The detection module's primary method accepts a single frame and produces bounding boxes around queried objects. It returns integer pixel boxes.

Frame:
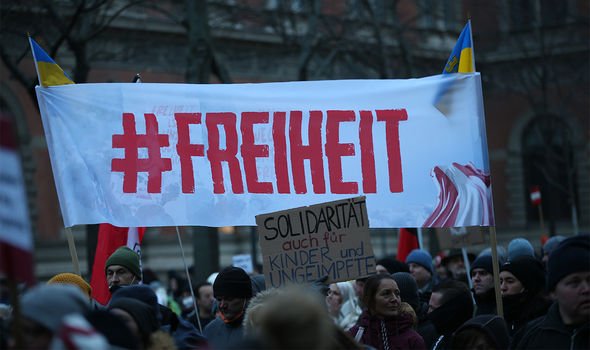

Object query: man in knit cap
[405,249,436,304]
[204,266,252,349]
[513,234,590,349]
[470,255,498,315]
[105,246,141,294]
[441,248,474,284]
[541,235,565,265]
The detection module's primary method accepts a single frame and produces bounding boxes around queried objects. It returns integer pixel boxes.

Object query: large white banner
[36,73,494,228]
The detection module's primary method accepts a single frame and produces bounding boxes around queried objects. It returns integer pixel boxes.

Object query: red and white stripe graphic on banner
[0,116,34,285]
[90,224,145,305]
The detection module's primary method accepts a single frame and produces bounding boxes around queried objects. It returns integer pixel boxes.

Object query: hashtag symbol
[112,113,172,193]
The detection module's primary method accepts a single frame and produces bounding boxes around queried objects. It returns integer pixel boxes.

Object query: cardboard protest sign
[436,226,487,249]
[256,196,375,288]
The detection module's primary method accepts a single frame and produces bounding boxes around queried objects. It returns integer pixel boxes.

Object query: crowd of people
[0,234,588,349]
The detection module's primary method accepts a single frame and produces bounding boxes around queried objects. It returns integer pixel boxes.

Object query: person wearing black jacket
[469,255,498,316]
[499,255,551,335]
[420,279,473,349]
[512,235,590,349]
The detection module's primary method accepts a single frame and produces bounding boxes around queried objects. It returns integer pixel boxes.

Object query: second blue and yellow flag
[29,37,74,87]
[443,20,475,74]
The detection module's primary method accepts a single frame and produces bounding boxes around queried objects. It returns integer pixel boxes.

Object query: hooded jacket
[451,314,510,349]
[511,302,589,350]
[502,292,551,335]
[420,289,474,349]
[348,304,426,350]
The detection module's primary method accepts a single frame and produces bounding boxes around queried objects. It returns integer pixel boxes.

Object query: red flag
[0,116,35,285]
[397,228,419,262]
[530,185,542,206]
[90,224,145,305]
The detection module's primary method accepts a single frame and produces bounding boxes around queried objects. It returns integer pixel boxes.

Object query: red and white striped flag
[0,115,35,285]
[530,186,542,207]
[90,224,145,305]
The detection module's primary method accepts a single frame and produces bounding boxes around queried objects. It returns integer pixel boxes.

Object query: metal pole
[175,226,203,333]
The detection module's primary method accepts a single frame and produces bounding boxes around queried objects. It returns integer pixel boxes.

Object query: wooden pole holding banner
[65,227,81,275]
[489,226,504,318]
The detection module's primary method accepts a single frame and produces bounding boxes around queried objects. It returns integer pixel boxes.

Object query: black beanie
[108,297,159,339]
[546,234,590,291]
[392,272,420,311]
[214,267,252,299]
[501,256,545,294]
[470,255,495,275]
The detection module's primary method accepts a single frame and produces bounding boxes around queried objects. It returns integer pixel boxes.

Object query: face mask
[155,287,168,306]
[182,296,194,309]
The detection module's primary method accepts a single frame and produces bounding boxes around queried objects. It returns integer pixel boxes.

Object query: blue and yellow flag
[29,37,74,87]
[434,21,475,114]
[442,21,475,74]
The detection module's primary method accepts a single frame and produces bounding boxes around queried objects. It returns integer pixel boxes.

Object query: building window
[509,0,569,30]
[420,0,458,30]
[521,115,578,228]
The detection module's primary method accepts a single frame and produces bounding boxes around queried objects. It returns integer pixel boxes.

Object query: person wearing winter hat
[499,256,551,335]
[108,297,161,349]
[441,248,475,284]
[470,255,498,315]
[105,246,141,294]
[451,314,510,350]
[203,266,252,349]
[406,249,436,304]
[513,234,590,350]
[16,284,90,349]
[393,272,429,331]
[111,284,207,350]
[507,237,535,261]
[541,235,566,265]
[422,279,473,349]
[47,272,93,300]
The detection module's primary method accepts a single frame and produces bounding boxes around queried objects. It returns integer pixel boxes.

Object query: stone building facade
[1,0,588,280]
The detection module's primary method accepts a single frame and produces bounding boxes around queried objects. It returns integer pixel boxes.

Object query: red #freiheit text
[111,109,408,194]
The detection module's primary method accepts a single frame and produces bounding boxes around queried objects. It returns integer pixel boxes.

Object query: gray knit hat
[20,284,90,332]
